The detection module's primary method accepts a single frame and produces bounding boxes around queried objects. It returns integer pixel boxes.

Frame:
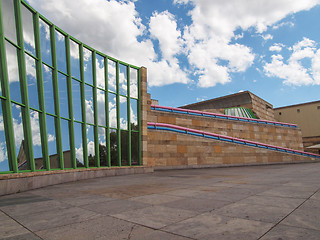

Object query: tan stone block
[177,145,188,154]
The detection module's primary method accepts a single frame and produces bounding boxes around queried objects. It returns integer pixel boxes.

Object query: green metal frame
[0,0,142,174]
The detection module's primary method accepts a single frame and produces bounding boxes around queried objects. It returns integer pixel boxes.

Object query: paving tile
[0,194,51,207]
[0,218,30,239]
[130,230,193,240]
[281,199,320,231]
[0,200,70,218]
[214,202,292,223]
[238,195,305,209]
[112,205,197,229]
[58,194,114,207]
[258,186,316,199]
[163,213,273,240]
[260,224,320,240]
[161,197,231,213]
[310,191,320,201]
[35,216,154,240]
[13,207,101,232]
[129,193,183,205]
[81,199,149,215]
[0,233,42,240]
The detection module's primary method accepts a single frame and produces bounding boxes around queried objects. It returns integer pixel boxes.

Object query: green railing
[0,0,141,173]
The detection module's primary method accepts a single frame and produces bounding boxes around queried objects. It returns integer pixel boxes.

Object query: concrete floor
[1,163,320,240]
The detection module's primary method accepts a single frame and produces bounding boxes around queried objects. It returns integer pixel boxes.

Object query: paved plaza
[1,162,320,240]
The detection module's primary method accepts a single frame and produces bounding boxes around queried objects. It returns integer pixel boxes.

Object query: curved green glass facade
[0,0,141,173]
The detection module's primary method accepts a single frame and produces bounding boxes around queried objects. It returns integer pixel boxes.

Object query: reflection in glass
[97,90,105,126]
[130,68,138,98]
[43,64,55,114]
[120,96,127,130]
[25,54,39,109]
[72,80,81,121]
[83,48,93,85]
[70,40,80,80]
[96,54,105,89]
[60,119,72,168]
[119,64,127,96]
[39,19,52,66]
[6,42,21,103]
[0,101,9,172]
[46,114,59,169]
[85,84,94,124]
[2,0,17,44]
[131,132,139,165]
[108,60,116,93]
[130,99,138,131]
[74,122,84,167]
[58,73,69,119]
[55,31,67,73]
[110,129,118,166]
[108,93,117,128]
[21,4,36,56]
[11,104,28,170]
[98,127,108,167]
[121,130,129,166]
[87,125,95,167]
[30,110,43,169]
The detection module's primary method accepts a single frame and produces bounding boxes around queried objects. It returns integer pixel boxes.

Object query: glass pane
[130,68,138,98]
[46,115,59,169]
[70,40,80,80]
[96,54,105,89]
[72,80,81,121]
[11,104,28,170]
[39,19,52,66]
[2,0,17,44]
[6,42,21,103]
[97,90,105,126]
[25,54,39,109]
[130,99,138,131]
[110,129,118,166]
[83,48,93,85]
[131,132,139,166]
[30,110,43,169]
[55,31,67,73]
[119,64,127,96]
[58,73,69,119]
[87,125,95,167]
[74,122,84,167]
[21,4,35,56]
[120,96,127,130]
[60,119,72,168]
[98,127,108,167]
[109,93,117,128]
[43,64,55,114]
[121,130,129,166]
[108,60,116,93]
[85,84,94,124]
[0,101,9,172]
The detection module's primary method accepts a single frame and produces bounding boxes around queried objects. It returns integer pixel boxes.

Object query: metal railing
[151,105,298,128]
[147,122,320,159]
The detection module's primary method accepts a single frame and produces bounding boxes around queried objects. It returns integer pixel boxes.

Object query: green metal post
[65,35,76,168]
[50,25,64,170]
[0,0,18,172]
[14,0,35,171]
[92,51,99,167]
[138,68,141,165]
[127,66,131,166]
[79,44,88,168]
[34,12,50,170]
[105,57,111,167]
[116,61,121,166]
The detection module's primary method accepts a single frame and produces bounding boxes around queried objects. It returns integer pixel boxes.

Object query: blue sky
[27,0,320,108]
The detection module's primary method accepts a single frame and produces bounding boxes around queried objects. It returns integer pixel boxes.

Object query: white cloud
[264,38,320,86]
[269,43,284,52]
[261,34,273,41]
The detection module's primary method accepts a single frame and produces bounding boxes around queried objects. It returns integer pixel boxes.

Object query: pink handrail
[151,105,298,127]
[147,122,320,158]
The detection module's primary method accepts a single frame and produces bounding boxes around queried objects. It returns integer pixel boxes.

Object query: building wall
[274,101,320,138]
[148,110,304,151]
[147,130,315,168]
[249,92,275,121]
